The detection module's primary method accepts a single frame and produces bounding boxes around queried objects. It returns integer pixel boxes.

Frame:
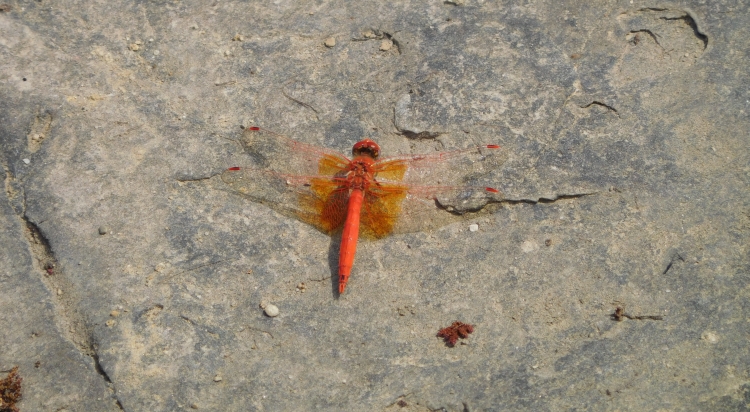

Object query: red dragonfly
[222,127,506,294]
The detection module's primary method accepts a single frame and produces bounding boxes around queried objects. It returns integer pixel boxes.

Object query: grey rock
[0,1,747,410]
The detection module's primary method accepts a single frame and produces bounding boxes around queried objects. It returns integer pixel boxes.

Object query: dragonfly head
[352,139,380,159]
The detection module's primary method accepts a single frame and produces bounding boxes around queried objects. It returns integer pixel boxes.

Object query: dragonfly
[222,126,506,294]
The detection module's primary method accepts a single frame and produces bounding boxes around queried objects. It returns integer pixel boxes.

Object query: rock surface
[1,1,748,410]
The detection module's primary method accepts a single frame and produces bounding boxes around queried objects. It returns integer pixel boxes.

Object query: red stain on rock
[437,321,474,347]
[0,366,22,412]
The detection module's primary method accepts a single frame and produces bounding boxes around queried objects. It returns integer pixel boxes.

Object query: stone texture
[1,0,748,410]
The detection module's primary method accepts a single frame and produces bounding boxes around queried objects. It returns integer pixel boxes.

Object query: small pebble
[379,39,393,51]
[701,331,719,344]
[264,304,279,317]
[324,37,336,48]
[469,223,479,232]
[22,158,30,164]
[98,226,110,235]
[110,310,120,317]
[105,319,115,327]
[128,43,140,51]
[363,30,376,39]
[213,374,222,382]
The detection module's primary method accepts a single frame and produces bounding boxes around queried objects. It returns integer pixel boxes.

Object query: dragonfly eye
[352,139,380,159]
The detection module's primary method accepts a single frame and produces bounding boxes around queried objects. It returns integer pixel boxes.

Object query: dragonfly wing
[359,181,504,237]
[360,183,409,239]
[362,144,506,235]
[221,167,348,234]
[375,144,507,188]
[237,127,351,176]
[399,184,504,233]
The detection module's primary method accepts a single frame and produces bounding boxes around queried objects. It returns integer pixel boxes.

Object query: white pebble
[469,223,479,232]
[264,304,279,317]
[22,158,30,164]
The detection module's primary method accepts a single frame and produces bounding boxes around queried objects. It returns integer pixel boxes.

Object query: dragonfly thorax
[346,159,376,191]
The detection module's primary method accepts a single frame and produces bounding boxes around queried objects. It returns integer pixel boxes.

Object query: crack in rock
[5,176,125,410]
